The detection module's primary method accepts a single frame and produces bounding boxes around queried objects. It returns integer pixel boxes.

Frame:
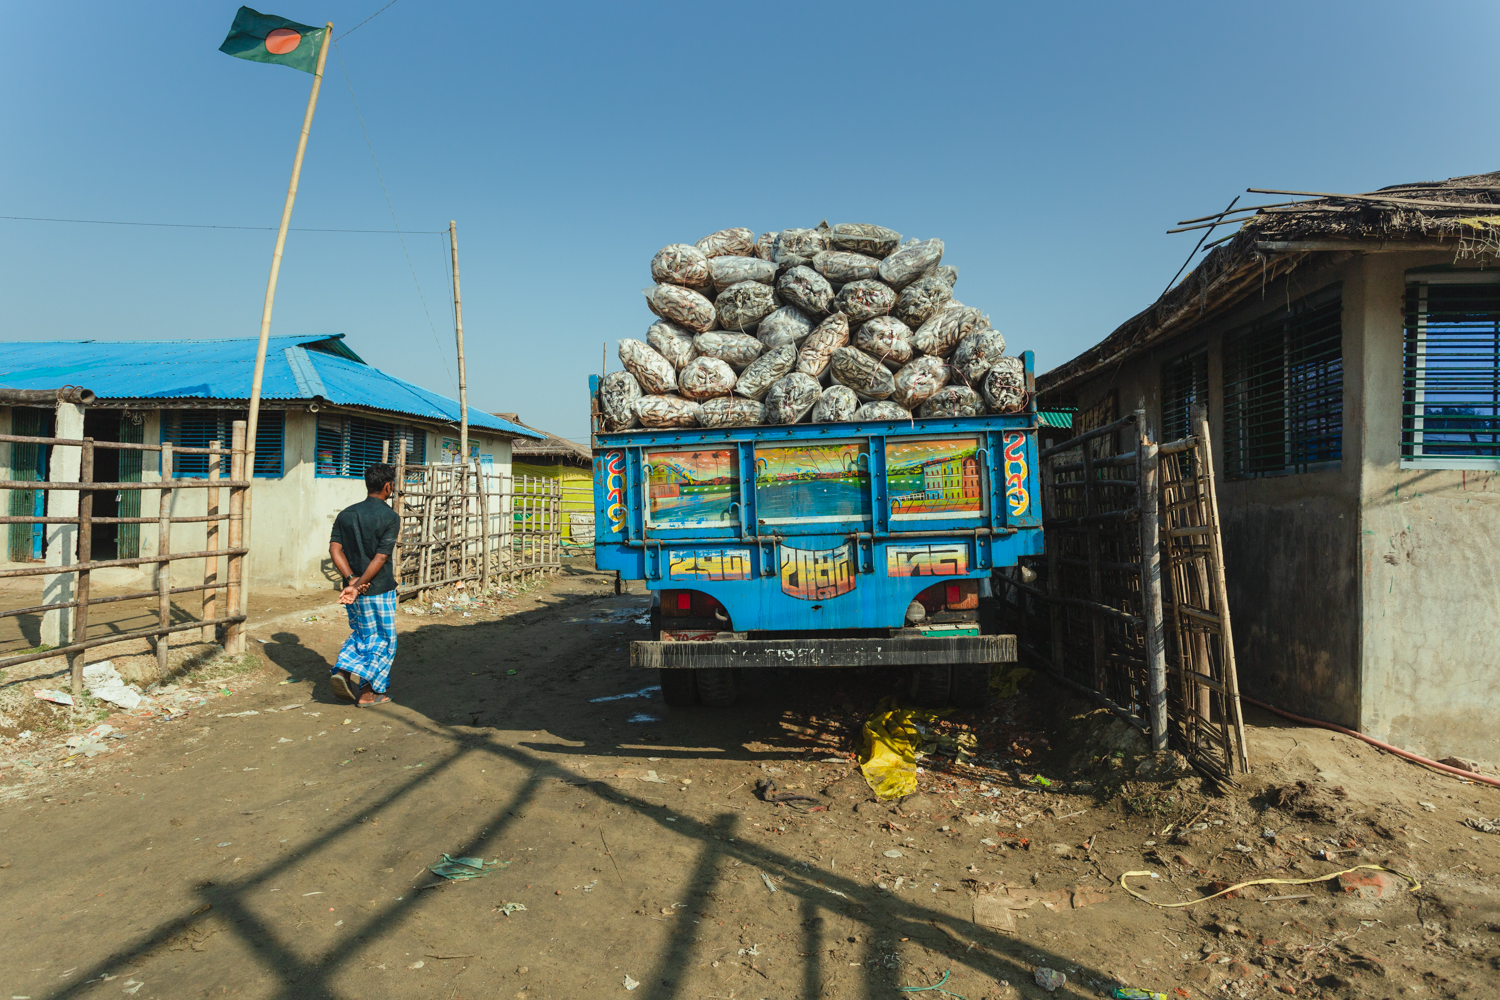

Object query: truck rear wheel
[695,669,738,708]
[911,664,951,707]
[659,669,698,707]
[950,664,992,709]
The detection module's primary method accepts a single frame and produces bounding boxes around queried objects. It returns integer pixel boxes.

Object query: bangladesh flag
[219,7,327,74]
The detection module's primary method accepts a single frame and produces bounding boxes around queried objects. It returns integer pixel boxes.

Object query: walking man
[329,463,401,707]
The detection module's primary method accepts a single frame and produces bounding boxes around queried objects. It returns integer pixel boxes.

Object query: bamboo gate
[1001,408,1250,781]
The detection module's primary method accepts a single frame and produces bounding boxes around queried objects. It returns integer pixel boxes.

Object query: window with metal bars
[1402,274,1500,467]
[159,410,284,477]
[1160,348,1208,445]
[1221,284,1343,478]
[315,416,425,477]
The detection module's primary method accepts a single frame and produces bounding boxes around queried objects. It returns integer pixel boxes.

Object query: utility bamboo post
[393,439,406,587]
[381,440,389,464]
[69,440,94,697]
[203,440,220,642]
[418,471,435,596]
[449,221,468,464]
[241,22,332,622]
[475,457,490,591]
[226,422,246,655]
[156,443,173,678]
[1137,412,1168,752]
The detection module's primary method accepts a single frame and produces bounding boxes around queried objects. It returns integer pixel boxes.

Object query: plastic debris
[428,854,508,881]
[82,660,144,710]
[589,685,661,703]
[1033,967,1066,992]
[33,689,74,706]
[1110,989,1168,1000]
[623,973,640,990]
[496,902,527,917]
[858,697,954,800]
[760,872,778,893]
[1464,816,1500,834]
[883,849,904,858]
[896,968,966,998]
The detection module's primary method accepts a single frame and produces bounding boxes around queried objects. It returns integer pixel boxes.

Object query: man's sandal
[330,672,361,702]
[357,691,392,708]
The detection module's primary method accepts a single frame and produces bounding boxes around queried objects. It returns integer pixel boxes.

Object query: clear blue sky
[4,1,1498,444]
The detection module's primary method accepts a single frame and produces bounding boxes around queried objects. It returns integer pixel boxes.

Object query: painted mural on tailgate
[779,542,857,600]
[886,542,970,577]
[668,548,753,581]
[754,442,871,522]
[886,437,985,519]
[644,448,738,529]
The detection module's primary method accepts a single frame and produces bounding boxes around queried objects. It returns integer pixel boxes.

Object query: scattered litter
[83,661,143,709]
[640,770,668,783]
[858,697,957,800]
[756,778,821,807]
[274,703,304,712]
[1110,990,1167,1000]
[1419,801,1437,812]
[300,616,319,623]
[429,854,508,881]
[760,872,778,893]
[217,711,260,718]
[408,960,425,969]
[496,902,527,916]
[302,892,323,896]
[627,714,661,723]
[33,689,73,706]
[822,886,850,899]
[1028,775,1052,788]
[897,969,966,998]
[278,738,293,744]
[623,974,640,991]
[122,981,144,996]
[342,719,352,725]
[1119,864,1420,907]
[217,842,232,847]
[1033,967,1066,992]
[589,685,662,703]
[884,849,904,858]
[1464,817,1500,834]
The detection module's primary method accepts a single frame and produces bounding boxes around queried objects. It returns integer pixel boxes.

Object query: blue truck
[591,352,1045,709]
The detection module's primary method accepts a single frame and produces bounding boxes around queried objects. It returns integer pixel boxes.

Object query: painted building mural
[754,442,871,522]
[644,449,738,529]
[887,437,985,517]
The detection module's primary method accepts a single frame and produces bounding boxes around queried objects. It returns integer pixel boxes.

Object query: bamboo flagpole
[449,220,469,464]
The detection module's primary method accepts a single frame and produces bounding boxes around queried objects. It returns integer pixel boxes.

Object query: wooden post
[241,21,333,620]
[418,470,435,595]
[393,439,406,587]
[475,457,490,591]
[1137,413,1168,752]
[226,422,246,655]
[68,440,94,698]
[156,442,173,677]
[203,440,220,643]
[381,440,389,464]
[1082,437,1105,694]
[449,221,469,464]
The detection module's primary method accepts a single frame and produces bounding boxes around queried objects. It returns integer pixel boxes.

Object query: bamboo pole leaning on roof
[226,422,247,656]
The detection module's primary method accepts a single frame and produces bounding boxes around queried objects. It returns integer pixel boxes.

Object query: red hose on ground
[1239,694,1500,790]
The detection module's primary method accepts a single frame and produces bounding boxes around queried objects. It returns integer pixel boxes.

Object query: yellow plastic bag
[858,697,952,801]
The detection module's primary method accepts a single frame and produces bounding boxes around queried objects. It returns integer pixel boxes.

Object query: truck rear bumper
[631,635,1017,670]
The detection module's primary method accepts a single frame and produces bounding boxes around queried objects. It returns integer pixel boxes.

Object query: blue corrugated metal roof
[0,335,540,438]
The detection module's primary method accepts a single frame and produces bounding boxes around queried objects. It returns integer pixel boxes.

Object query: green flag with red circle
[219,7,326,74]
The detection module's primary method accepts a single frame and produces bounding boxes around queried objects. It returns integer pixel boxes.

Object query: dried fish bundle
[709,255,776,292]
[776,265,834,317]
[831,346,896,401]
[651,244,712,290]
[763,373,822,425]
[981,356,1027,413]
[647,319,699,370]
[693,330,765,370]
[835,280,897,325]
[618,338,678,395]
[598,370,642,431]
[912,305,988,358]
[853,401,912,422]
[795,312,850,380]
[695,227,755,258]
[716,280,779,333]
[951,330,1008,386]
[812,250,881,284]
[753,231,776,261]
[932,264,958,288]
[878,238,944,289]
[891,355,952,410]
[678,357,738,401]
[635,394,701,428]
[919,385,985,418]
[734,343,797,401]
[828,223,902,258]
[757,305,814,349]
[698,396,765,428]
[811,384,859,423]
[853,316,915,369]
[644,284,716,333]
[893,274,954,330]
[771,227,830,267]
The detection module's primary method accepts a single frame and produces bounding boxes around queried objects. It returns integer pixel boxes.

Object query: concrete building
[498,413,593,548]
[1037,170,1500,766]
[0,334,540,593]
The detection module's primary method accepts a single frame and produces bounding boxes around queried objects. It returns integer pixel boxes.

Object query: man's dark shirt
[330,496,400,596]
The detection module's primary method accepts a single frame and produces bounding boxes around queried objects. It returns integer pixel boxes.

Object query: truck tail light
[677,592,692,611]
[945,583,961,605]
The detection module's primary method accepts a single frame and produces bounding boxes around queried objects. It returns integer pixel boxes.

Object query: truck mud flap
[631,635,1017,670]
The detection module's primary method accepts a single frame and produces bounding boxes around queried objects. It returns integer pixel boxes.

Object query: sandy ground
[0,556,1497,1000]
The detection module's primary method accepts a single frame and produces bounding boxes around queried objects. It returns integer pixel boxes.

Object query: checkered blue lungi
[333,589,398,694]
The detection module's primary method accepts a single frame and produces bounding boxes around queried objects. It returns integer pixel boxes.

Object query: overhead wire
[0,215,440,233]
[337,0,404,41]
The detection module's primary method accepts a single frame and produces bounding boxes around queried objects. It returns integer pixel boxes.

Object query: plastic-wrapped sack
[982,357,1028,413]
[754,231,776,261]
[919,385,985,418]
[695,227,755,258]
[678,357,738,401]
[758,305,814,349]
[893,274,954,330]
[635,394,701,428]
[651,244,712,290]
[796,312,850,380]
[828,223,902,258]
[771,227,829,267]
[694,330,764,371]
[716,280,778,332]
[699,396,765,428]
[878,238,944,289]
[912,305,988,358]
[853,316,915,368]
[891,355,952,410]
[811,384,859,423]
[836,279,897,325]
[618,338,678,394]
[598,370,642,431]
[734,343,797,401]
[831,346,896,401]
[709,255,776,292]
[854,401,912,422]
[951,329,1008,386]
[763,373,822,425]
[932,264,959,288]
[813,250,881,284]
[643,284,716,333]
[647,319,699,370]
[777,265,834,317]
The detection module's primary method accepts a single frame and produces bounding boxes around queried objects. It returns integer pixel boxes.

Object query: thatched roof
[1038,170,1500,399]
[495,413,591,465]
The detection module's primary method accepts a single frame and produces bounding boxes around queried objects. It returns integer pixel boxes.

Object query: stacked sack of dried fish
[600,222,1028,430]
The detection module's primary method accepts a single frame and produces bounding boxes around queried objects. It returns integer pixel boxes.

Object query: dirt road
[1,558,1497,1000]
